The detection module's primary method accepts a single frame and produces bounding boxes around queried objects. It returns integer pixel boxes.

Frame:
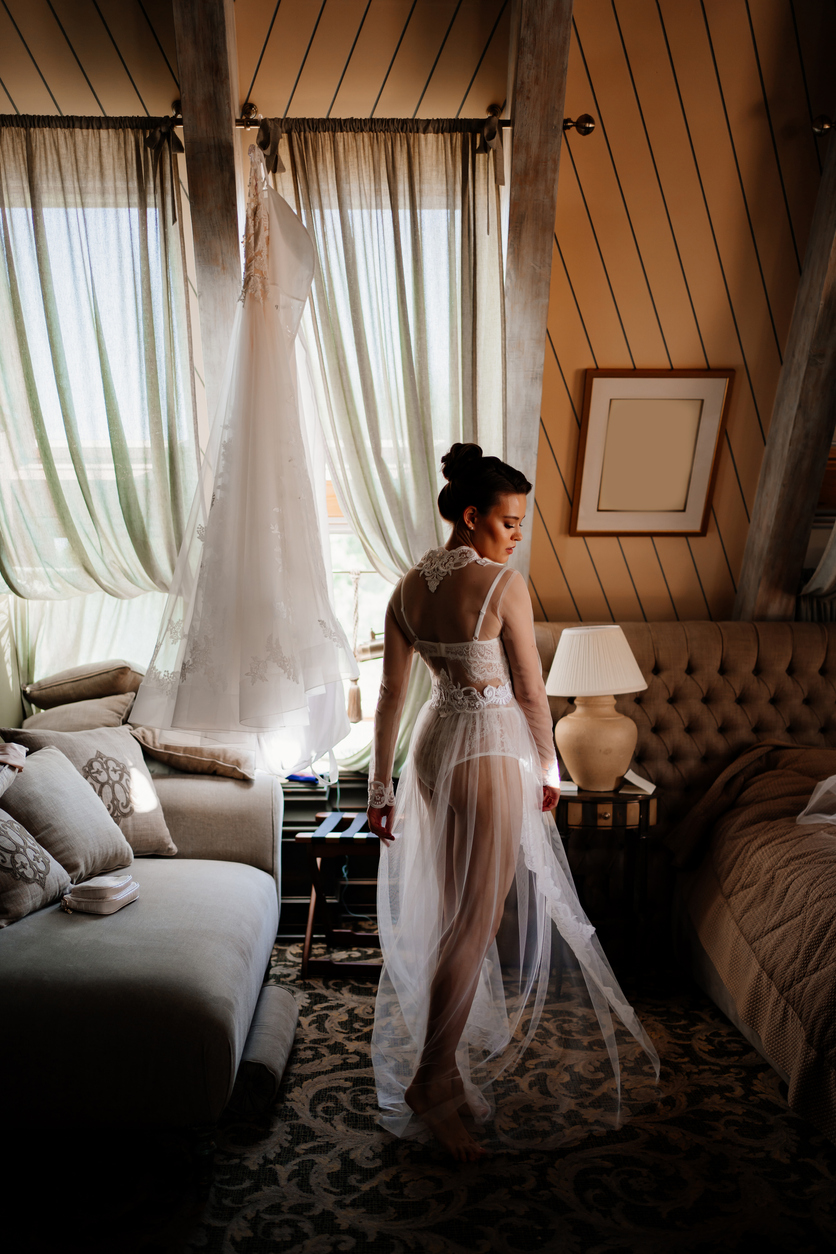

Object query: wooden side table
[295,811,382,981]
[555,789,657,975]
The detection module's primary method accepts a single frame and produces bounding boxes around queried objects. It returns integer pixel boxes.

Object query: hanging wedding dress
[131,148,355,771]
[370,547,660,1147]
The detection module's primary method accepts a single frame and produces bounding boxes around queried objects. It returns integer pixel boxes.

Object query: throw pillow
[23,660,145,710]
[1,727,176,857]
[0,811,72,927]
[1,748,133,882]
[23,692,136,732]
[130,727,256,781]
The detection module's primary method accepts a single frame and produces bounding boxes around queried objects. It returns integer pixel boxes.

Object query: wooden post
[171,0,241,421]
[505,0,574,578]
[733,132,836,620]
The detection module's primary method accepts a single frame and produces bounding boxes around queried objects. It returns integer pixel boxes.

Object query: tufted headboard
[534,621,836,838]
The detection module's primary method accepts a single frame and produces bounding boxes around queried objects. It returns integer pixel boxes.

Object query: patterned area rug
[178,943,836,1254]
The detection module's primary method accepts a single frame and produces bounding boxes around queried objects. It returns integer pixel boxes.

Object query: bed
[534,620,836,1140]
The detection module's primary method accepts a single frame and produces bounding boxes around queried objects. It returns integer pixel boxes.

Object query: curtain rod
[233,116,512,132]
[0,115,169,129]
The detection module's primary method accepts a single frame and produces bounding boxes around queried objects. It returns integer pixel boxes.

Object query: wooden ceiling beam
[505,0,574,579]
[733,132,836,621]
[171,0,241,421]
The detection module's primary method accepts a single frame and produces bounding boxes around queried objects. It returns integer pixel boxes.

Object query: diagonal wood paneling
[235,0,510,120]
[531,0,835,624]
[0,0,179,116]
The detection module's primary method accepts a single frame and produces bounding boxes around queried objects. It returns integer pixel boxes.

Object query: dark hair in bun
[437,443,532,523]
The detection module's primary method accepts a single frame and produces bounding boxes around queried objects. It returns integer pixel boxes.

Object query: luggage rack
[295,811,382,981]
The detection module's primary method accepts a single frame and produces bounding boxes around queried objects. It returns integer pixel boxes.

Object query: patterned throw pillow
[0,811,72,927]
[1,748,133,883]
[0,727,176,858]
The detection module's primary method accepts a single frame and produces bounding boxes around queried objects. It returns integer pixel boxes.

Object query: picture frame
[569,369,734,537]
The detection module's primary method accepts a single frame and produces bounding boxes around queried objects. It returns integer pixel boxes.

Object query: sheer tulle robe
[370,548,659,1145]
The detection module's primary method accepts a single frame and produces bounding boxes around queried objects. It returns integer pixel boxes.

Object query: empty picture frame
[570,369,734,536]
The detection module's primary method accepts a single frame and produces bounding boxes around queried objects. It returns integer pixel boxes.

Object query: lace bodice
[415,637,513,714]
[369,548,560,804]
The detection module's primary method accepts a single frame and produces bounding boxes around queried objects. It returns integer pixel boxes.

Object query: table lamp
[545,625,647,792]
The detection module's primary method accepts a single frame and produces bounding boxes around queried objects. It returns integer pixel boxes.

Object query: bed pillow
[0,811,72,927]
[1,748,133,883]
[1,727,176,858]
[130,727,256,781]
[23,693,136,732]
[23,660,145,710]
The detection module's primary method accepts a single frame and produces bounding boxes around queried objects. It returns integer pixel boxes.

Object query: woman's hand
[367,804,396,845]
[542,785,560,812]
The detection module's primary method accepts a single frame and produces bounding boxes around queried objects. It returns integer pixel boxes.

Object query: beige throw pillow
[1,748,133,883]
[23,692,136,732]
[0,811,72,927]
[24,660,145,710]
[130,727,256,781]
[0,810,72,926]
[1,727,176,858]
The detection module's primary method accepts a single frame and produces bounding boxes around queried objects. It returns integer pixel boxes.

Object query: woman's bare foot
[405,1076,488,1162]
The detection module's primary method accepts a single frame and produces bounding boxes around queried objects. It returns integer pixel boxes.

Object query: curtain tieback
[257,119,286,174]
[144,115,185,224]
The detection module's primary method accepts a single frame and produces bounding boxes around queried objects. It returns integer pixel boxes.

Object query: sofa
[0,663,297,1131]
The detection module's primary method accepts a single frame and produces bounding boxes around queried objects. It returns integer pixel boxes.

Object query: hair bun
[441,443,483,482]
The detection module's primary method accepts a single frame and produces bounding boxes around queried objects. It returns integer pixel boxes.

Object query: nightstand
[555,789,657,976]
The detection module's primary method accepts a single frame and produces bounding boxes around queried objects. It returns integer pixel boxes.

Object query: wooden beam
[733,131,836,620]
[171,0,241,420]
[505,0,574,579]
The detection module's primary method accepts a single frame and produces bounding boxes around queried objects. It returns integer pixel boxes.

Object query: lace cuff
[368,778,395,808]
[543,758,561,788]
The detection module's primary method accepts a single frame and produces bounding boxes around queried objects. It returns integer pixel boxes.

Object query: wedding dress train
[370,547,660,1146]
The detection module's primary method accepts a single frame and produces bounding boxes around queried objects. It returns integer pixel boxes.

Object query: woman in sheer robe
[367,444,659,1161]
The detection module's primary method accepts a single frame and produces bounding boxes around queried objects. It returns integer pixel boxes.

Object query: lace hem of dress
[429,670,513,714]
[368,779,395,808]
[416,546,489,592]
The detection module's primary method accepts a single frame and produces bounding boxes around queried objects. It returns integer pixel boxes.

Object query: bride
[366,443,659,1160]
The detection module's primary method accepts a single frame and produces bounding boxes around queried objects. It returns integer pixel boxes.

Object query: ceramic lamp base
[554,694,637,792]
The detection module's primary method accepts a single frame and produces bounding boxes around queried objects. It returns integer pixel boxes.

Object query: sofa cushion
[0,727,176,858]
[130,726,256,780]
[0,858,280,1127]
[23,693,136,732]
[0,811,71,927]
[1,747,133,883]
[23,660,144,709]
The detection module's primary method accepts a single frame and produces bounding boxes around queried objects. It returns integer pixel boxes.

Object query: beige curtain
[273,118,506,770]
[0,116,198,600]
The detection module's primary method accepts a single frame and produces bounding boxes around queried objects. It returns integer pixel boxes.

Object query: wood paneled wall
[530,0,835,623]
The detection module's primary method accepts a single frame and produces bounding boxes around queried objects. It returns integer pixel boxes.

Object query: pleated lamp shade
[546,626,647,698]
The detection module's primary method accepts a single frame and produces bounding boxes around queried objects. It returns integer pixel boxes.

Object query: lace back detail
[416,546,489,592]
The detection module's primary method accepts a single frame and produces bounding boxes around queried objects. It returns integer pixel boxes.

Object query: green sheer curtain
[0,116,198,600]
[273,118,506,771]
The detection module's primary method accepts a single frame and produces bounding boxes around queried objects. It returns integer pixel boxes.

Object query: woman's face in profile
[465,493,525,564]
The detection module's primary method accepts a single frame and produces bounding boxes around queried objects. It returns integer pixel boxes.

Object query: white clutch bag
[61,873,140,915]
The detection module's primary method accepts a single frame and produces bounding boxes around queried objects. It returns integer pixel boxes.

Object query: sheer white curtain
[272,119,506,770]
[0,117,197,600]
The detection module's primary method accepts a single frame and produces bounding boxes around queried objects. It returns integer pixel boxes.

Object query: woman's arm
[367,590,414,841]
[499,570,560,800]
